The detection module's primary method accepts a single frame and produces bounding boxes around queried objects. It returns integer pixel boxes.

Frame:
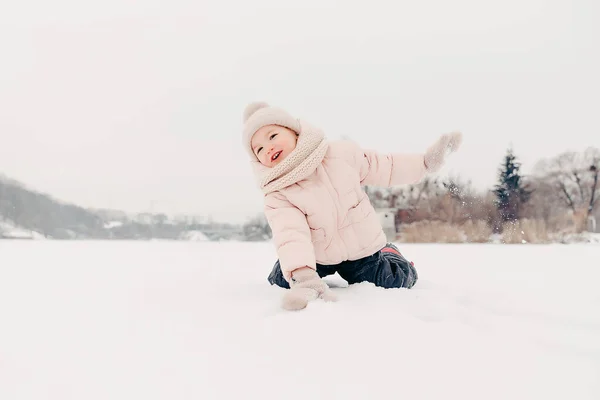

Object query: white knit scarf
[251,120,329,195]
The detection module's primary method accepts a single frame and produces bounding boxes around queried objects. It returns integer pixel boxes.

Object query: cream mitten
[282,267,337,311]
[424,131,463,173]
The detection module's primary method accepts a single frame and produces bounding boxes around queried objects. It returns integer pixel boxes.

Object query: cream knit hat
[241,101,329,194]
[242,101,302,158]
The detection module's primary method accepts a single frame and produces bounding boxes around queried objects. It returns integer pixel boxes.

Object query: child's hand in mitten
[424,131,463,173]
[282,267,337,311]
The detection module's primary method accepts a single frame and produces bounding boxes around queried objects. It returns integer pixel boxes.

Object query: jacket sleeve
[350,141,428,187]
[264,191,316,282]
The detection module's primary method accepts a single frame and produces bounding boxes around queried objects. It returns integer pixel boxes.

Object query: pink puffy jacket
[264,140,427,282]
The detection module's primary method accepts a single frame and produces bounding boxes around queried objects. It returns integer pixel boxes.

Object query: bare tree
[521,177,562,220]
[394,178,446,215]
[585,148,600,216]
[365,178,443,212]
[534,147,600,218]
[365,175,498,228]
[436,176,499,227]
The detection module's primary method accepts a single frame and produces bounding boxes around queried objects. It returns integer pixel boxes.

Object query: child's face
[251,124,298,168]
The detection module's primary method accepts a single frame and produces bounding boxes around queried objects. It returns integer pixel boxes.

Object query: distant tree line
[361,145,600,242]
[0,176,242,240]
[2,144,598,242]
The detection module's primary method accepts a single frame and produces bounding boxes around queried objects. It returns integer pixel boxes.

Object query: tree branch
[573,171,586,204]
[559,181,576,212]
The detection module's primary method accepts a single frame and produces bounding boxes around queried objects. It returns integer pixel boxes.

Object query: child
[242,101,462,310]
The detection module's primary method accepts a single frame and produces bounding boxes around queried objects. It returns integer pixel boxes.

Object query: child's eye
[269,133,277,140]
[256,147,263,155]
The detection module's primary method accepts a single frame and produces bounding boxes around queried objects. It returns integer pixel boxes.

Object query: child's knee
[381,253,418,289]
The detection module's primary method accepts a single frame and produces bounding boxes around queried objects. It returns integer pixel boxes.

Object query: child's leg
[381,243,418,288]
[336,243,418,289]
[267,260,338,289]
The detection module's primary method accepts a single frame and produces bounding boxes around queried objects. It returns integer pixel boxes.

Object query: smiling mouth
[271,151,282,162]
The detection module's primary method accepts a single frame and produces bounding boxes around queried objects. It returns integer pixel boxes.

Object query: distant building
[588,215,598,233]
[376,207,413,241]
[377,209,396,241]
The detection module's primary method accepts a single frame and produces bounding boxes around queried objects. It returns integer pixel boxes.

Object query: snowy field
[0,241,599,400]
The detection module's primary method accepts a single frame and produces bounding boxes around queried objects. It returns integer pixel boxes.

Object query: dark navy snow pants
[268,243,418,289]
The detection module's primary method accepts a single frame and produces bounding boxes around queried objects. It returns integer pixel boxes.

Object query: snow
[561,232,600,244]
[103,221,124,229]
[179,230,210,241]
[0,241,598,400]
[0,220,45,239]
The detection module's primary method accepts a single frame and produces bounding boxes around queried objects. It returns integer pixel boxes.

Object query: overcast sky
[1,0,599,223]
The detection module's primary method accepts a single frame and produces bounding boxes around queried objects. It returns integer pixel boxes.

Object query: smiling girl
[242,101,462,310]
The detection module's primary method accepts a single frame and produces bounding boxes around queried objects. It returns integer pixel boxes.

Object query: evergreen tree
[493,147,532,222]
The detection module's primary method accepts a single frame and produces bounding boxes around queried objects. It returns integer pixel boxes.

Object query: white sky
[1,0,599,223]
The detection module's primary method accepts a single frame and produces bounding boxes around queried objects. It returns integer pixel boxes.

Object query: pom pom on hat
[243,101,270,123]
[241,101,302,158]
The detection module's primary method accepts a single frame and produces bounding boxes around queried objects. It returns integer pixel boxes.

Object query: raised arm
[357,148,428,187]
[344,131,462,187]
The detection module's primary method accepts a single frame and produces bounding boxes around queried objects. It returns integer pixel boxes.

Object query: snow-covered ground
[0,241,598,400]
